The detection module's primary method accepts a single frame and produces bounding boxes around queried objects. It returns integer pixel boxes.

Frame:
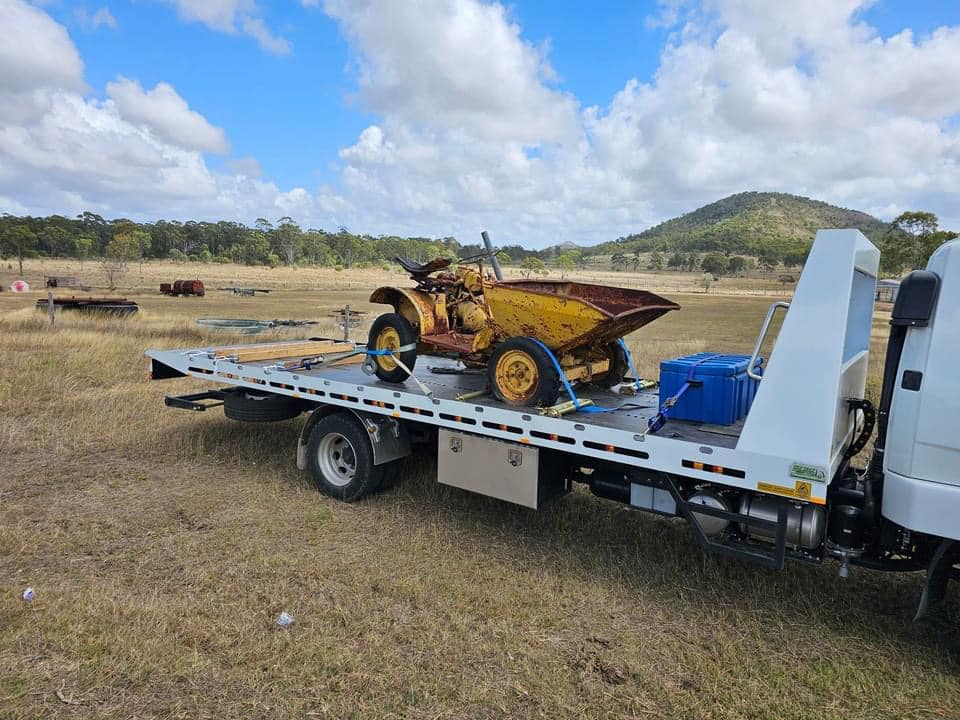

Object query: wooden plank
[328,353,364,366]
[215,340,355,363]
[275,349,364,369]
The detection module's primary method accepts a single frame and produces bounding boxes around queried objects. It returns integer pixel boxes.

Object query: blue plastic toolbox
[658,353,762,425]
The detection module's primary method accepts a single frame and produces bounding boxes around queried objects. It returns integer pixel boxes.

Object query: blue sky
[55,1,670,189]
[3,0,960,245]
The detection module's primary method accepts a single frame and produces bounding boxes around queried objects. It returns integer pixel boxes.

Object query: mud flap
[915,539,959,621]
[297,407,411,470]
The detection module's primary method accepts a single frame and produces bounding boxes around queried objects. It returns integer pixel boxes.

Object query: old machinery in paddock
[160,279,205,296]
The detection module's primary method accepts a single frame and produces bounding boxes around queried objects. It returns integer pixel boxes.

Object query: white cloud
[0,2,320,227]
[0,0,85,93]
[92,7,118,29]
[583,0,960,214]
[322,0,960,242]
[0,194,28,215]
[76,6,118,31]
[226,155,263,178]
[240,16,291,55]
[106,77,230,154]
[325,0,578,144]
[164,0,251,32]
[2,0,960,244]
[160,0,290,55]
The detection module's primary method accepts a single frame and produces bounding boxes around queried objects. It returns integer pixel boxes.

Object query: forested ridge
[598,192,888,256]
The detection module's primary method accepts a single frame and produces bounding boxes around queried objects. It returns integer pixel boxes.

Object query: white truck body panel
[738,230,879,480]
[883,239,960,539]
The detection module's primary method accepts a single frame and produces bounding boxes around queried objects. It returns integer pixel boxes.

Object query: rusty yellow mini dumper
[367,256,679,407]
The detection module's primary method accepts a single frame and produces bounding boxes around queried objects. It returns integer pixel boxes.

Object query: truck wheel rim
[317,433,357,487]
[495,349,539,403]
[375,326,400,371]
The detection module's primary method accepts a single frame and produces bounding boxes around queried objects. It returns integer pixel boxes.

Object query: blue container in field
[658,353,762,425]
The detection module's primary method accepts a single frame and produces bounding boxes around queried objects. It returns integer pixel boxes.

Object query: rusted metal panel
[370,286,437,336]
[420,332,477,355]
[45,276,77,288]
[161,279,205,296]
[433,292,450,333]
[484,280,678,353]
[35,296,139,316]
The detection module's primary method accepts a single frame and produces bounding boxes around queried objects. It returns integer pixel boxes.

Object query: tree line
[1,209,954,278]
[0,212,479,275]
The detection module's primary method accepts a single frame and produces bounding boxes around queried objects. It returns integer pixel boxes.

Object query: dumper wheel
[594,341,630,388]
[488,337,561,407]
[368,313,418,383]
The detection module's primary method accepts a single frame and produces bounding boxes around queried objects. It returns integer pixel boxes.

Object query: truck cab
[882,241,960,545]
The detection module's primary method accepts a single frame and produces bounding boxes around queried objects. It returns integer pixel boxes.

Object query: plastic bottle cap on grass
[22,587,34,602]
[276,611,294,627]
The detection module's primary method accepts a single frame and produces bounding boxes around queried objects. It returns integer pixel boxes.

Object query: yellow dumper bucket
[484,280,679,352]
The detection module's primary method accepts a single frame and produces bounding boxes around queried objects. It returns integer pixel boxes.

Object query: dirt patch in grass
[1,269,956,719]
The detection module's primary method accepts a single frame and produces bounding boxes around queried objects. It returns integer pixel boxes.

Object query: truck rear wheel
[368,313,418,383]
[488,337,561,407]
[306,412,388,501]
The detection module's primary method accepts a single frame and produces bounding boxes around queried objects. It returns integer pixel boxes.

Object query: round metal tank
[738,494,826,550]
[688,491,730,537]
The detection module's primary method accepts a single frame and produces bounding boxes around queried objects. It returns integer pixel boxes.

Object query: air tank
[688,491,731,537]
[739,494,826,550]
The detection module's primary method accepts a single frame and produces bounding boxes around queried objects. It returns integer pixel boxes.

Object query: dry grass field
[1,258,958,719]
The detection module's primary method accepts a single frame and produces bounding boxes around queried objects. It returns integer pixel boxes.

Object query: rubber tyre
[223,388,305,422]
[594,341,630,388]
[305,412,388,502]
[487,337,562,407]
[368,313,418,383]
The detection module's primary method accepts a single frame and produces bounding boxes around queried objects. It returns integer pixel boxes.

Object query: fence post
[343,304,351,341]
[47,290,55,328]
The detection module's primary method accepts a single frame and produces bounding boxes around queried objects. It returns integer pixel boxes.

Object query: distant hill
[587,192,888,257]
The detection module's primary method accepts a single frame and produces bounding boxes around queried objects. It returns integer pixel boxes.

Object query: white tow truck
[147,230,960,619]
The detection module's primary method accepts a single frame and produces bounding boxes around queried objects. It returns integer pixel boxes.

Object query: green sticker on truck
[790,463,825,482]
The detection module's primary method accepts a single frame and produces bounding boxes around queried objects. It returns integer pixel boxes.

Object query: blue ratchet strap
[366,342,416,356]
[360,343,418,377]
[616,337,643,392]
[647,353,722,434]
[528,337,621,414]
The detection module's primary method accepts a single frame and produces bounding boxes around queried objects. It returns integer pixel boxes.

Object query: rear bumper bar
[164,390,228,412]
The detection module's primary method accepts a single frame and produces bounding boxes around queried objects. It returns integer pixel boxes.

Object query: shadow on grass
[148,414,960,671]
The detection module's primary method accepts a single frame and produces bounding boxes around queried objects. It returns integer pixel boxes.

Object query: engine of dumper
[447,266,491,333]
